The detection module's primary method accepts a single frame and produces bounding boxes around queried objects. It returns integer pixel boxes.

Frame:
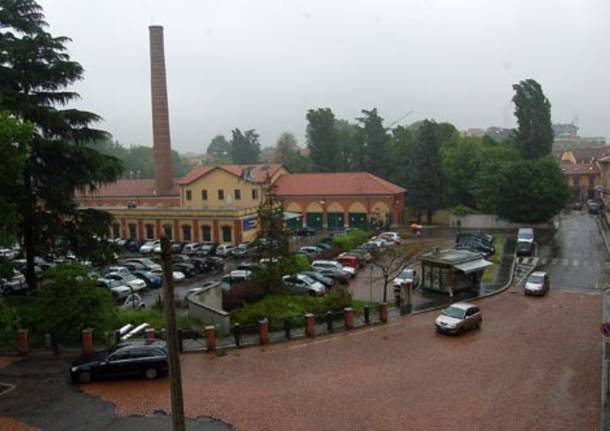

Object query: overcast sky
[38,0,609,154]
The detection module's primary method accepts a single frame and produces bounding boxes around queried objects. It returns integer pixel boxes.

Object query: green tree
[357,108,389,176]
[335,119,361,171]
[408,120,446,222]
[306,108,339,172]
[36,263,117,343]
[0,297,19,345]
[272,132,298,165]
[206,134,230,163]
[441,135,484,208]
[512,79,554,159]
[0,0,123,287]
[230,128,260,164]
[476,156,569,223]
[386,125,415,188]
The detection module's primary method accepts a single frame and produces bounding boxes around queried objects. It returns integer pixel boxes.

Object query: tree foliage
[230,128,260,164]
[357,108,389,177]
[306,108,339,172]
[0,0,122,287]
[272,132,298,165]
[206,134,230,162]
[36,263,117,343]
[512,79,554,160]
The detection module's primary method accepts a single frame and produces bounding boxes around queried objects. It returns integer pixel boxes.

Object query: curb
[596,216,610,260]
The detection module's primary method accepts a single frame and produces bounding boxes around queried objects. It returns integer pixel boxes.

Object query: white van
[517,228,534,244]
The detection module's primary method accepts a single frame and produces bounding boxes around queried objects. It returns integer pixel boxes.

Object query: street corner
[0,416,40,431]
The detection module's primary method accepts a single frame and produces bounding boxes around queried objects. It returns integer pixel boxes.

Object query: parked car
[195,243,219,256]
[172,262,197,278]
[124,239,144,253]
[236,262,261,272]
[515,240,534,257]
[231,242,257,258]
[220,270,252,290]
[171,254,192,264]
[524,271,549,296]
[456,238,495,255]
[434,303,482,335]
[296,227,316,237]
[314,243,332,250]
[131,270,162,289]
[0,270,27,296]
[181,242,201,255]
[572,201,583,211]
[70,340,168,384]
[216,243,236,257]
[311,260,356,277]
[517,228,534,244]
[300,271,336,289]
[299,246,322,258]
[122,258,161,272]
[170,241,186,254]
[149,268,186,283]
[139,240,160,254]
[335,254,360,269]
[370,238,391,248]
[392,268,418,293]
[588,201,601,214]
[190,256,224,273]
[312,267,350,284]
[282,274,326,296]
[349,249,372,263]
[456,243,489,258]
[96,278,132,299]
[455,232,494,246]
[104,271,147,292]
[380,232,401,244]
[117,293,145,310]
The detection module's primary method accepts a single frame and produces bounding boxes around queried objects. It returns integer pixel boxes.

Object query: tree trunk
[23,160,36,289]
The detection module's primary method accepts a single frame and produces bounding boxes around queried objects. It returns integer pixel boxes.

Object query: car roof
[447,302,476,311]
[530,271,547,277]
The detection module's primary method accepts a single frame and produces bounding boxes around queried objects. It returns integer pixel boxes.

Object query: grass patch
[230,288,372,330]
[481,237,506,284]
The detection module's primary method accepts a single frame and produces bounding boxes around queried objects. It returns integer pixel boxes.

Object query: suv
[70,341,168,384]
[435,303,482,335]
[516,240,534,257]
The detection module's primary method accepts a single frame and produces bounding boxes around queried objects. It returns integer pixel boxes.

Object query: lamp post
[320,199,326,232]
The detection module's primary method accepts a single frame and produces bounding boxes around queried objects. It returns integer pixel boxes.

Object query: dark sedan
[172,262,197,278]
[70,341,168,384]
[301,271,336,288]
[132,270,162,289]
[313,267,350,284]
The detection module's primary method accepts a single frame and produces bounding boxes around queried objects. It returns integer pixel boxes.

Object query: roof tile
[274,172,406,196]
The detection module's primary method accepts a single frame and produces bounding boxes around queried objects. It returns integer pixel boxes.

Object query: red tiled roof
[274,172,406,196]
[78,179,180,197]
[560,162,600,175]
[178,164,283,185]
[563,146,610,162]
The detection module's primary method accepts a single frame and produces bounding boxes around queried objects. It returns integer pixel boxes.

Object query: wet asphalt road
[536,210,609,291]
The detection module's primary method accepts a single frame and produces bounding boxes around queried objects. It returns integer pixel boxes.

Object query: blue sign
[242,217,257,232]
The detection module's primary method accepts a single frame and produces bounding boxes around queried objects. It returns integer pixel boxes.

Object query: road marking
[523,257,530,265]
[531,258,539,266]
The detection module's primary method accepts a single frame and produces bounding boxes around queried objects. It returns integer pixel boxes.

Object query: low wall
[186,283,230,336]
[449,214,549,229]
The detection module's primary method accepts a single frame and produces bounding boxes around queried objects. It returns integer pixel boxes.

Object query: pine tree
[357,108,389,177]
[306,108,339,172]
[0,0,122,286]
[230,128,260,164]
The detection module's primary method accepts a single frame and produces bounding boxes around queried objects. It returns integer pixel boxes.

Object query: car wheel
[144,368,158,380]
[78,371,92,384]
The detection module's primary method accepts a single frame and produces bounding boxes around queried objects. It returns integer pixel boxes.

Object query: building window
[201,190,208,200]
[235,189,241,200]
[202,225,212,242]
[222,225,232,242]
[145,224,154,239]
[218,189,224,200]
[182,225,192,241]
[128,223,137,239]
[163,224,173,240]
[252,189,259,199]
[186,190,192,201]
[112,223,120,238]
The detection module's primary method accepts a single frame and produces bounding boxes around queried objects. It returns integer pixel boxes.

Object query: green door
[306,212,323,229]
[348,213,367,229]
[286,216,301,231]
[327,212,344,231]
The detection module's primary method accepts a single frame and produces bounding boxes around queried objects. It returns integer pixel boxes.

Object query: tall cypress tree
[230,128,260,164]
[357,108,389,177]
[512,79,554,160]
[306,108,339,172]
[0,0,122,287]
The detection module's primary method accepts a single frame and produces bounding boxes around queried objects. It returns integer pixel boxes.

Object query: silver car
[435,302,482,335]
[524,272,549,296]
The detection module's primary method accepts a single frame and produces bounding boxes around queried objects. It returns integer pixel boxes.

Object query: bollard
[364,305,370,325]
[259,318,269,345]
[82,328,94,355]
[145,327,156,340]
[344,307,354,330]
[233,323,241,347]
[284,319,291,339]
[17,329,29,356]
[205,326,216,351]
[379,302,388,323]
[305,313,315,338]
[326,311,333,332]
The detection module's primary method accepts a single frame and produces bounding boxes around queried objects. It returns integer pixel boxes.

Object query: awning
[454,259,493,274]
[283,211,302,221]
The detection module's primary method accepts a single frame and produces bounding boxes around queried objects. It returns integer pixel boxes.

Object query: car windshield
[108,279,123,288]
[301,275,314,284]
[138,258,156,266]
[519,232,533,240]
[443,306,466,319]
[400,270,414,279]
[527,275,544,284]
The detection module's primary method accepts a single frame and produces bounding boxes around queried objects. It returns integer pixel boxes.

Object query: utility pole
[161,236,185,431]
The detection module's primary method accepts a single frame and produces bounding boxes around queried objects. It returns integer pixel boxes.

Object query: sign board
[601,322,610,338]
[242,217,257,232]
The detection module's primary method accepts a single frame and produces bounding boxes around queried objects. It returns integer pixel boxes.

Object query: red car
[335,254,360,269]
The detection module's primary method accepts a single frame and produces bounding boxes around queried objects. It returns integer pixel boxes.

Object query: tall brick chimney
[149,25,174,195]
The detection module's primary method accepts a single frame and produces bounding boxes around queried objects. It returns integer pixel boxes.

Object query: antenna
[388,110,414,128]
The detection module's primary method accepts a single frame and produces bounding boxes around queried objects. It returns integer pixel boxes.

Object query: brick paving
[82,286,602,431]
[0,417,40,431]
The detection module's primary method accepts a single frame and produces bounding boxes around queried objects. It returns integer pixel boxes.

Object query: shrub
[0,297,19,345]
[292,254,310,272]
[222,282,266,311]
[35,263,118,343]
[332,229,370,251]
[116,308,197,331]
[322,287,352,311]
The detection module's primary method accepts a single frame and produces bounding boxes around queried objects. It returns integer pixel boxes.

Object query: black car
[132,270,162,289]
[124,239,144,253]
[296,227,316,236]
[455,232,494,247]
[190,256,224,273]
[457,239,495,255]
[172,254,192,264]
[195,243,219,256]
[70,341,168,384]
[171,241,185,253]
[516,240,534,257]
